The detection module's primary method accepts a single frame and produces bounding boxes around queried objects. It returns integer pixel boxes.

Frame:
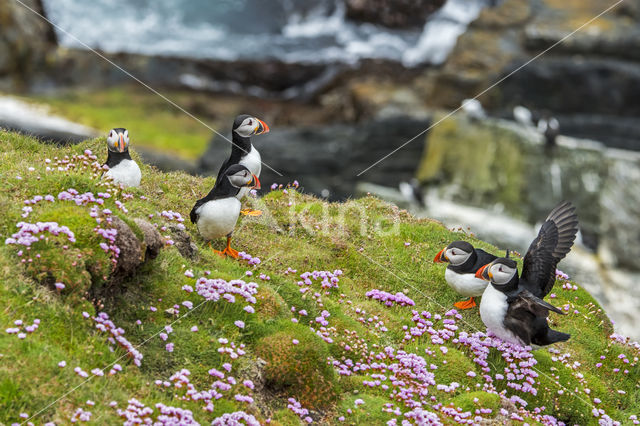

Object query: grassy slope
[0,130,638,425]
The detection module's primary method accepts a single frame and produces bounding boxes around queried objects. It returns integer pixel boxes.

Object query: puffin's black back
[213,114,253,186]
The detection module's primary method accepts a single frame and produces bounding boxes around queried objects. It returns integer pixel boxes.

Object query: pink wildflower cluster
[155,365,256,415]
[237,251,261,266]
[217,338,247,360]
[195,277,258,306]
[456,331,539,396]
[403,309,459,345]
[5,221,75,247]
[211,411,260,425]
[159,210,186,230]
[70,407,92,423]
[287,397,312,423]
[555,269,569,280]
[366,289,415,307]
[297,269,342,294]
[5,318,39,339]
[41,150,101,175]
[91,312,143,366]
[21,194,55,217]
[115,398,197,425]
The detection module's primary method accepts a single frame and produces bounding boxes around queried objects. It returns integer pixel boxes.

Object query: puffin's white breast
[444,268,488,297]
[105,159,141,187]
[479,284,523,346]
[237,146,261,200]
[239,146,261,177]
[196,197,241,240]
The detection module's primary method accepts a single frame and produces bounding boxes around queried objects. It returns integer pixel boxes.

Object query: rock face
[417,114,640,269]
[417,0,640,151]
[345,0,446,28]
[197,115,431,200]
[0,0,56,90]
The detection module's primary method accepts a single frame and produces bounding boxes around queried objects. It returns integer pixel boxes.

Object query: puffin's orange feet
[241,209,262,216]
[454,297,477,310]
[222,246,240,259]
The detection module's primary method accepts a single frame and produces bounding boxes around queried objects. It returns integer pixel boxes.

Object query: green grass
[29,87,215,159]
[0,130,638,424]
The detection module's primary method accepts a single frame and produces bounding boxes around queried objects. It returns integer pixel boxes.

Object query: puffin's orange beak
[433,248,446,263]
[251,174,261,189]
[475,264,491,280]
[254,119,270,135]
[119,134,125,152]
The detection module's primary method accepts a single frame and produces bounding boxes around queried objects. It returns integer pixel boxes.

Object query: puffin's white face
[227,168,254,188]
[107,129,129,153]
[445,247,472,266]
[233,117,269,138]
[488,262,517,285]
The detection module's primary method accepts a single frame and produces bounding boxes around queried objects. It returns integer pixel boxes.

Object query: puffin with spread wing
[475,201,579,347]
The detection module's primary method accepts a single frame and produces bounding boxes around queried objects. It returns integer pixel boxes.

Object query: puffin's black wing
[190,199,205,224]
[521,201,579,297]
[504,290,566,346]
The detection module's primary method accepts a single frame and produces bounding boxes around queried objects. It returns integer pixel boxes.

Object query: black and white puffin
[475,201,578,347]
[103,128,141,187]
[537,114,560,151]
[433,241,497,309]
[214,114,269,216]
[190,164,260,258]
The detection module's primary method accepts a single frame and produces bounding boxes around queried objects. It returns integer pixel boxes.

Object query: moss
[445,391,500,414]
[256,321,339,409]
[338,394,396,424]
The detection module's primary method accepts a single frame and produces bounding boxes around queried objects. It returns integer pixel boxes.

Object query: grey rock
[134,218,164,260]
[169,224,198,260]
[345,0,446,28]
[599,158,640,270]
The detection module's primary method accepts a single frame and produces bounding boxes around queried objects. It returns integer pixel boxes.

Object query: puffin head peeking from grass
[214,114,270,217]
[190,164,261,259]
[433,240,497,310]
[103,128,141,188]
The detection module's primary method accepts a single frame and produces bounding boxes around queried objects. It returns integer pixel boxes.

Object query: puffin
[513,105,535,127]
[475,201,578,347]
[433,241,497,309]
[460,98,486,121]
[537,114,560,152]
[214,114,269,216]
[190,164,260,258]
[399,178,425,208]
[103,128,141,187]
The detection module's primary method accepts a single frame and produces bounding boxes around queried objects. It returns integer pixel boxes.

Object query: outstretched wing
[504,290,565,345]
[521,201,579,297]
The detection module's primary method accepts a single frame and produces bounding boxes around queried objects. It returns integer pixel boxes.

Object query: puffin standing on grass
[215,114,269,216]
[103,128,141,187]
[433,241,498,309]
[190,164,260,258]
[475,201,578,347]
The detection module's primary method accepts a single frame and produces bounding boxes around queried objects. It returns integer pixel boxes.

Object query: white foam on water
[42,0,490,66]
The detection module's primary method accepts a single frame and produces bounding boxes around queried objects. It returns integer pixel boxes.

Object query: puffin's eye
[247,119,253,126]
